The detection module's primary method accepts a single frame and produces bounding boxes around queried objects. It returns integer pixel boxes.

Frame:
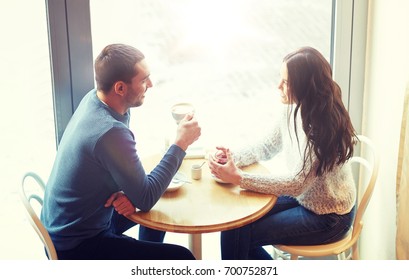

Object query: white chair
[20,172,58,260]
[272,135,379,260]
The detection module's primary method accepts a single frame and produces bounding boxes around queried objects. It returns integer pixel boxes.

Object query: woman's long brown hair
[284,47,357,176]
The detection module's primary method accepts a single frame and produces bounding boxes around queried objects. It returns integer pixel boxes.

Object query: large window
[0,1,55,259]
[90,0,333,155]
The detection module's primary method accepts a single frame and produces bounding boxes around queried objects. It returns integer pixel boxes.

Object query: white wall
[360,0,409,259]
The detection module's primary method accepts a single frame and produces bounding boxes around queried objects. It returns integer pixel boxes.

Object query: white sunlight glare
[175,0,247,56]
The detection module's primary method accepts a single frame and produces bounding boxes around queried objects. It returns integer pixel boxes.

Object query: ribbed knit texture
[233,104,356,215]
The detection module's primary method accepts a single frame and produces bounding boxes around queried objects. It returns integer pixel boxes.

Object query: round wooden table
[127,155,277,259]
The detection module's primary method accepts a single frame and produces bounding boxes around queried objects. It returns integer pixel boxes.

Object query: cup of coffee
[214,150,227,165]
[171,102,195,124]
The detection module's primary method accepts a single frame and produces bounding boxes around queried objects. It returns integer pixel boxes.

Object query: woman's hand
[104,191,136,216]
[208,146,242,185]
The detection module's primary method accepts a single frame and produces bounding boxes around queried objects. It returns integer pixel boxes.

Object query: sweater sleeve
[95,126,185,212]
[238,133,317,197]
[240,162,316,197]
[233,124,283,167]
[236,105,313,196]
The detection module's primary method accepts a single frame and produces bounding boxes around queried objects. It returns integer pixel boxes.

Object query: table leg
[188,233,202,260]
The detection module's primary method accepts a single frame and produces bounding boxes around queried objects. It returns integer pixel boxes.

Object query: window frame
[45,0,94,146]
[332,0,368,134]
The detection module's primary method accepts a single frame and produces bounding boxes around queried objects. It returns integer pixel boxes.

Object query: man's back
[41,89,131,251]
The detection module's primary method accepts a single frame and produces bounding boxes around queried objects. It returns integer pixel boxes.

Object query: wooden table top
[127,155,277,234]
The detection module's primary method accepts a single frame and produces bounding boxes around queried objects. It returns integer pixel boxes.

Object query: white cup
[191,164,202,180]
[214,150,227,165]
[171,103,195,124]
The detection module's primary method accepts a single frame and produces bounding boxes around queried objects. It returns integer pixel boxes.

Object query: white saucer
[211,174,228,184]
[166,172,187,192]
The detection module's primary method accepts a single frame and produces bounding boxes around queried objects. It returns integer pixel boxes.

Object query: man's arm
[105,191,136,216]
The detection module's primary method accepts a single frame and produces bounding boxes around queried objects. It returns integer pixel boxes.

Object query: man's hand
[174,113,201,151]
[104,191,136,216]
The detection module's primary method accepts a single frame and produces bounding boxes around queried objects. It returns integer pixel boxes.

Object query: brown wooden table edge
[128,195,277,234]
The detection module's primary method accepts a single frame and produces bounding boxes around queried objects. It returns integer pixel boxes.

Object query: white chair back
[20,172,58,260]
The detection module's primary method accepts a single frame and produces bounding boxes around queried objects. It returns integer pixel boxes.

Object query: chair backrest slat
[351,135,380,237]
[20,172,58,260]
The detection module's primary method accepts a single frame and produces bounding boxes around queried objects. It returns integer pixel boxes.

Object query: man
[41,44,201,259]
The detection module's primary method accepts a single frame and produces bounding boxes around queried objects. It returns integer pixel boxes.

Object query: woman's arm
[233,126,283,167]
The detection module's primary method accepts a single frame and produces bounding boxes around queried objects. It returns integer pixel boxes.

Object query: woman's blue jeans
[221,196,355,260]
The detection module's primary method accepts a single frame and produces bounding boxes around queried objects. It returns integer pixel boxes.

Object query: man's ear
[113,81,126,96]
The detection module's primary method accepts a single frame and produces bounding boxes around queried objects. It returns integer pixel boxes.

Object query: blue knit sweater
[41,89,185,251]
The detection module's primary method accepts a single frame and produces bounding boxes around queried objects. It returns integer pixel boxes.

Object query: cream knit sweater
[233,105,356,215]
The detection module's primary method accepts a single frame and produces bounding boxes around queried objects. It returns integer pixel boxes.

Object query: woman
[208,47,358,260]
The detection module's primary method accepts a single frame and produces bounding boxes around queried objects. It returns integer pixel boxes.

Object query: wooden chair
[20,172,58,260]
[272,135,379,260]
